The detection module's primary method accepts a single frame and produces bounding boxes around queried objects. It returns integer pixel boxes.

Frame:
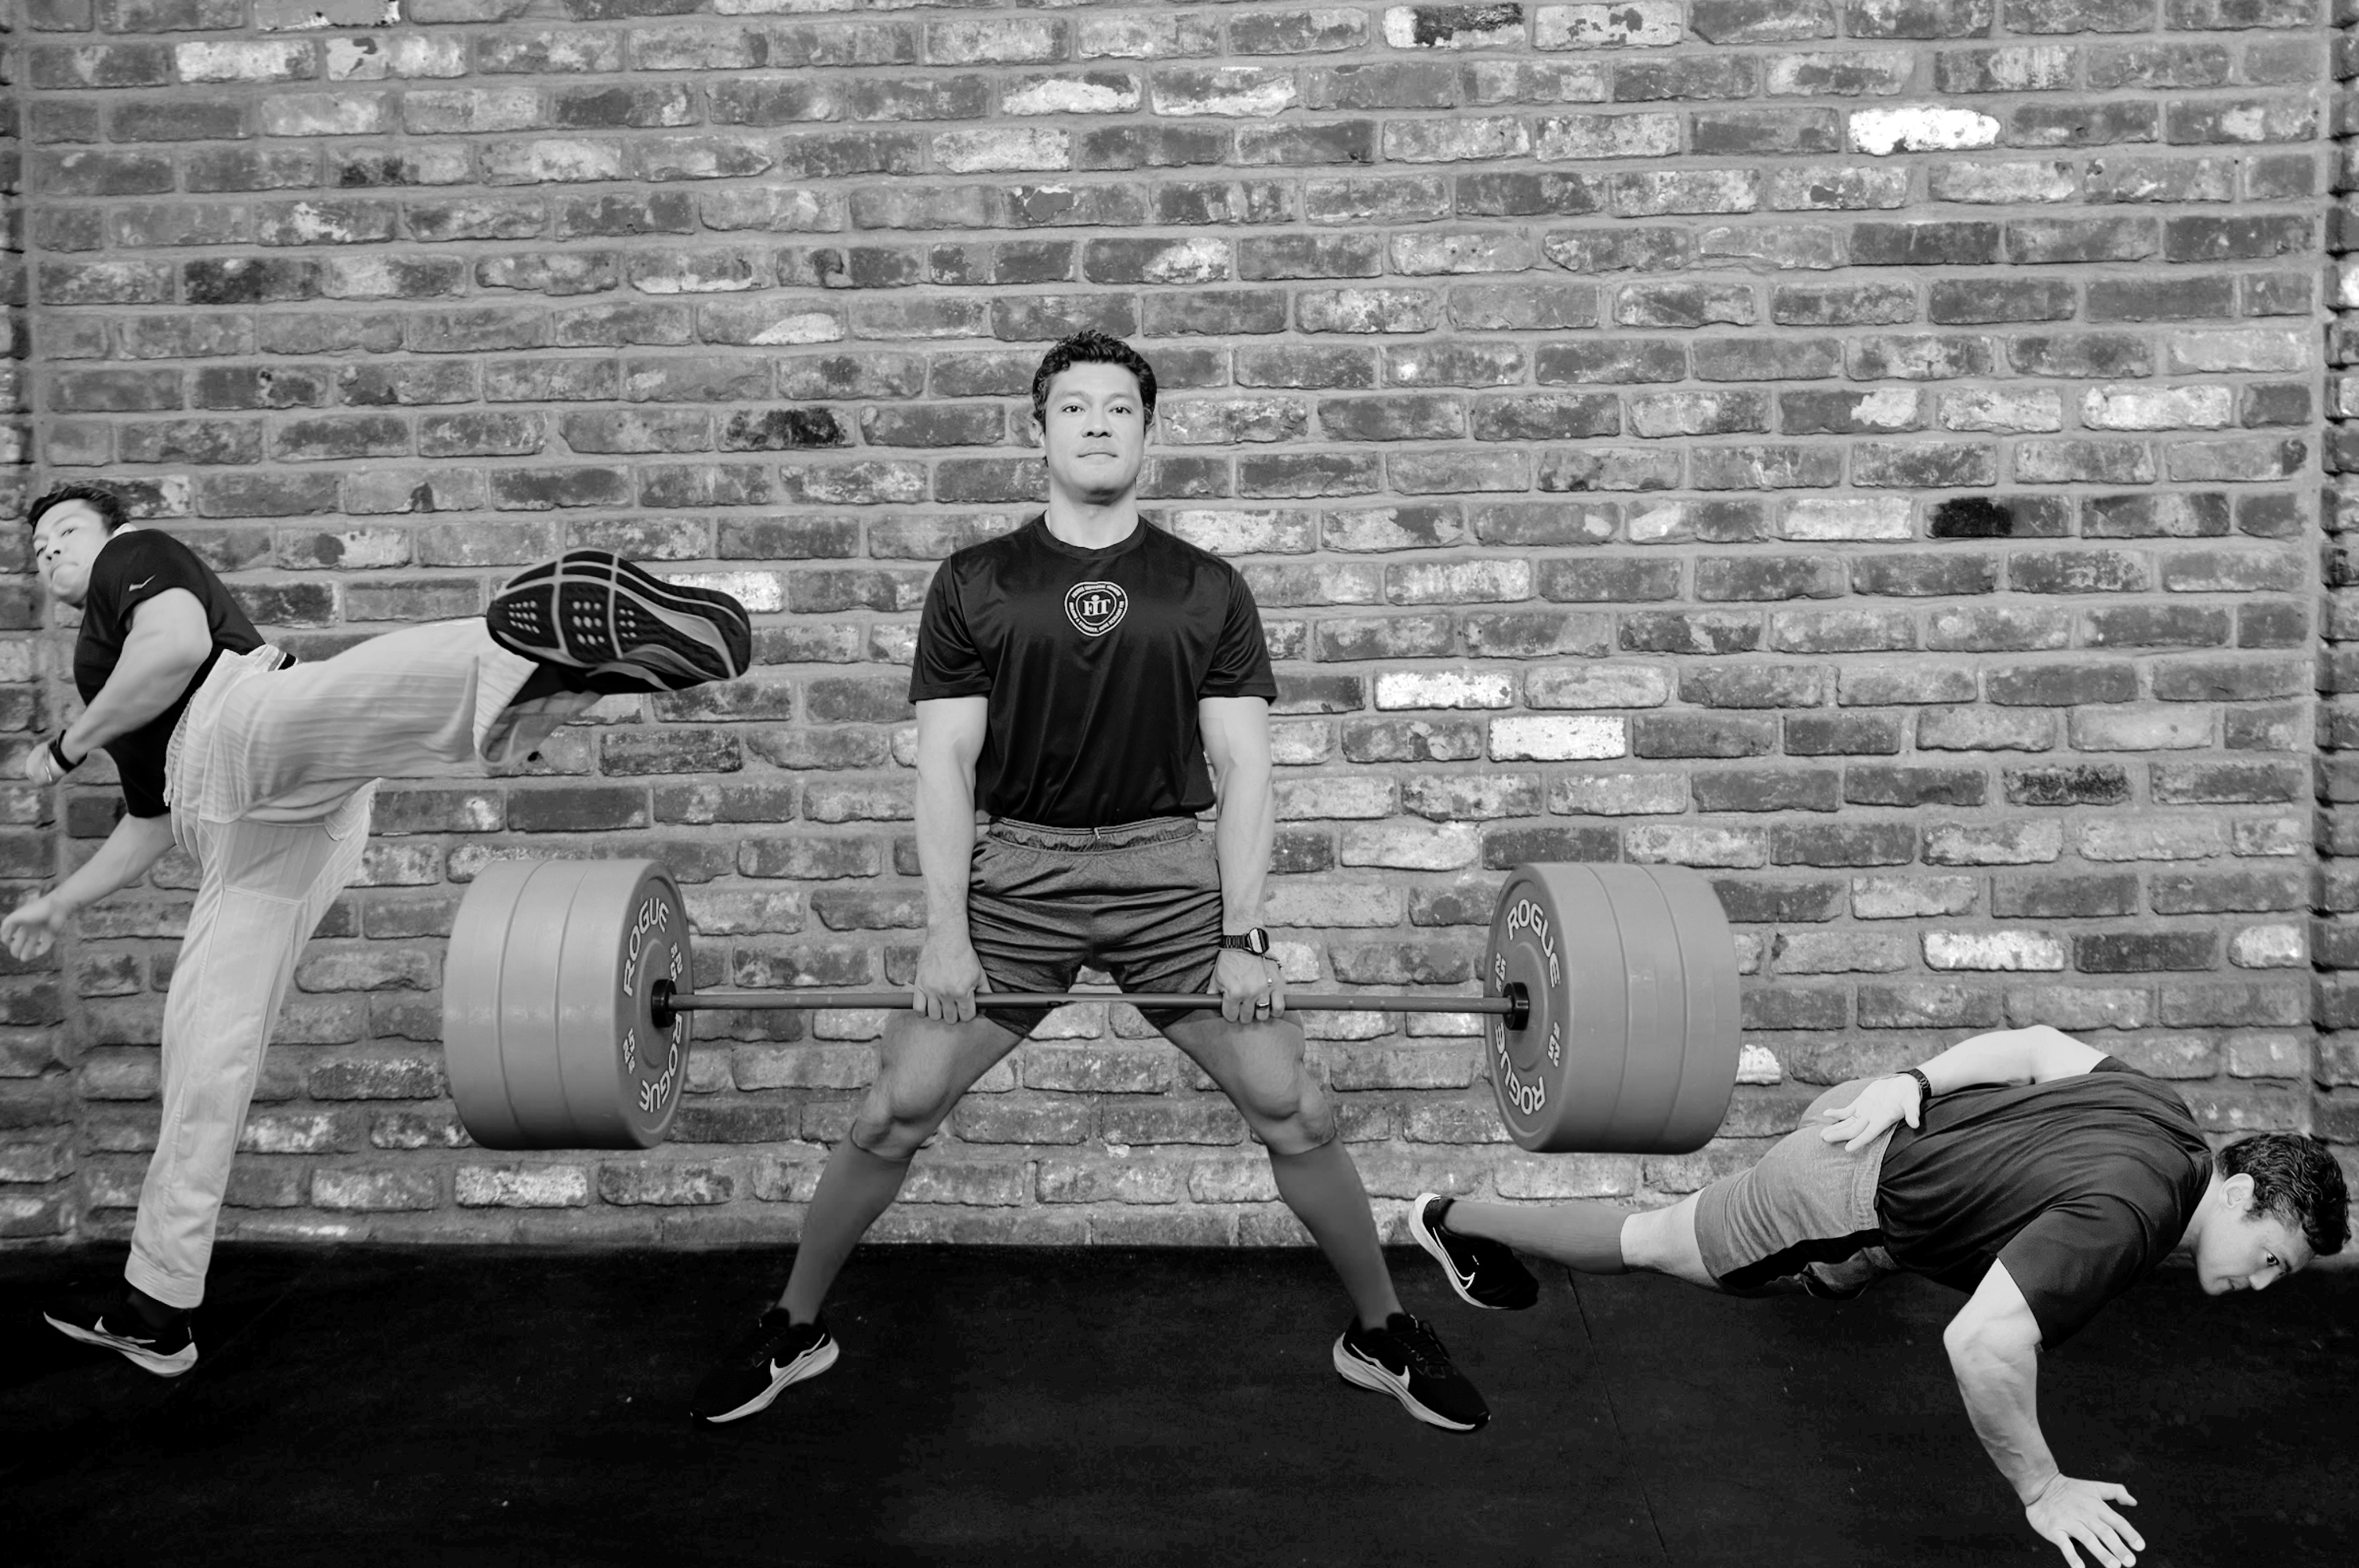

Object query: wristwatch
[1219,927,1270,956]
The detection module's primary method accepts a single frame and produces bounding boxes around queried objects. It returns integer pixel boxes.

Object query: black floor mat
[1,1245,2349,1567]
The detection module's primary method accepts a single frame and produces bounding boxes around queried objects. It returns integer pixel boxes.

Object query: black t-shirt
[1875,1058,2211,1346]
[72,528,264,818]
[908,516,1278,828]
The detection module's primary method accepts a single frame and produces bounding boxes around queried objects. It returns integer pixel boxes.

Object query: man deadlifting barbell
[3,486,751,1377]
[688,330,1490,1432]
[1405,1025,2350,1568]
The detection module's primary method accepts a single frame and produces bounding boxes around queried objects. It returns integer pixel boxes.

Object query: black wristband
[47,736,82,775]
[1902,1067,1933,1108]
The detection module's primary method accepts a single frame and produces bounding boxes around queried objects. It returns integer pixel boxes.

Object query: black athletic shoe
[487,550,752,692]
[44,1293,197,1377]
[690,1310,838,1425]
[1409,1192,1539,1312]
[1332,1312,1488,1432]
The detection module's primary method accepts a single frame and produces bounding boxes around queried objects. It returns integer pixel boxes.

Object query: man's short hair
[1030,329,1157,428]
[2219,1133,2350,1258]
[27,484,130,535]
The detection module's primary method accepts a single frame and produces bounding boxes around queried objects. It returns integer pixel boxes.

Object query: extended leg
[192,620,543,820]
[124,804,373,1311]
[1444,1193,1718,1289]
[777,1010,1024,1323]
[1158,1014,1400,1327]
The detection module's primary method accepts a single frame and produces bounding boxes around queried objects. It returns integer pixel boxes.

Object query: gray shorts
[965,815,1224,1040]
[1692,1079,1903,1297]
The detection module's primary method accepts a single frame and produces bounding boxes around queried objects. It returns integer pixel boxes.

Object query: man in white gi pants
[5,485,751,1375]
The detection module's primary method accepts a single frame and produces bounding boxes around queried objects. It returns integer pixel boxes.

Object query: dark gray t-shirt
[908,517,1276,829]
[1876,1058,2211,1345]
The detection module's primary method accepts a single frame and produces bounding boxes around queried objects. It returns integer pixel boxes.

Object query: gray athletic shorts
[965,815,1224,1040]
[1692,1079,1904,1297]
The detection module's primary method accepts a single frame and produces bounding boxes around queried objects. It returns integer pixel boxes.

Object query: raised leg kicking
[1406,1025,2349,1567]
[5,485,751,1376]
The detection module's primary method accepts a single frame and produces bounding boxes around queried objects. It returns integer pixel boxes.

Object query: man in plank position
[689,330,1488,1432]
[5,486,751,1375]
[1407,1026,2348,1567]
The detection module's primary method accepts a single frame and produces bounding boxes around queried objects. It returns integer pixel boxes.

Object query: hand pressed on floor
[2025,1474,2143,1568]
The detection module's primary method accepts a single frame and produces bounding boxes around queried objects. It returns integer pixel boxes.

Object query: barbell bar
[442,856,1741,1158]
[645,984,1531,1030]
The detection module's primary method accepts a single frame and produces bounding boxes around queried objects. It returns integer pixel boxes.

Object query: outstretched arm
[1821,1026,2107,1149]
[1945,1263,2144,1568]
[0,811,177,960]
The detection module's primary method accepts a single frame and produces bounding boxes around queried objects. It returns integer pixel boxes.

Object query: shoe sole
[45,1313,197,1377]
[489,551,752,691]
[698,1335,838,1425]
[1408,1193,1536,1312]
[1331,1338,1483,1433]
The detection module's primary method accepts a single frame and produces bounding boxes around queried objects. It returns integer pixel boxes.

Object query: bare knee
[1622,1195,1720,1290]
[1251,1075,1336,1158]
[848,1067,956,1162]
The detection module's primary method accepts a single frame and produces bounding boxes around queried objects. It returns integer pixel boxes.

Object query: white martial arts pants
[125,619,547,1308]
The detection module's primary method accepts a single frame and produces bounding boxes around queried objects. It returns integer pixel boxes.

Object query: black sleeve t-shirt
[908,516,1278,828]
[1874,1058,2212,1346]
[71,528,264,818]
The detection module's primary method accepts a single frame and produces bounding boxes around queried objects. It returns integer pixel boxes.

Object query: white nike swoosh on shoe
[44,1313,197,1377]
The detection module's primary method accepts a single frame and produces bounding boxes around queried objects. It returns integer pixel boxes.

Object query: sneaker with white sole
[487,550,751,693]
[689,1310,838,1425]
[1409,1192,1539,1312]
[1332,1312,1488,1432]
[45,1293,197,1378]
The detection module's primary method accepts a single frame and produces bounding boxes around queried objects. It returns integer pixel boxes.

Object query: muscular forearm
[65,642,206,760]
[52,813,177,913]
[1914,1025,2098,1095]
[1948,1333,2061,1504]
[913,757,976,930]
[1212,762,1272,930]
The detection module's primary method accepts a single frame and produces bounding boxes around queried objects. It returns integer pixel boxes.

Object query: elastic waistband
[985,815,1202,852]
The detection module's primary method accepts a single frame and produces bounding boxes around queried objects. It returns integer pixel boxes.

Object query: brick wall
[2,2,2350,1251]
[2321,0,2359,1178]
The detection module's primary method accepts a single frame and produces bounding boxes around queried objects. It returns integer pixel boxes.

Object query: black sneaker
[1409,1192,1539,1312]
[690,1310,838,1425]
[44,1293,197,1377]
[1332,1312,1488,1432]
[487,550,752,692]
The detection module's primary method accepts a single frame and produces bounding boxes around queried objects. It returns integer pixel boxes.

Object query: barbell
[440,858,1741,1156]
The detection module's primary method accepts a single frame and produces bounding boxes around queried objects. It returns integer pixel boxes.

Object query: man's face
[2193,1177,2312,1296]
[1037,362,1148,504]
[31,501,113,609]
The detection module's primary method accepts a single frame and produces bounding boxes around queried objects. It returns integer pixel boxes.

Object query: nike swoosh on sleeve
[126,575,155,593]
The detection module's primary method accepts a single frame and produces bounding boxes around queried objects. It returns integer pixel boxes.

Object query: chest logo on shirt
[1065,581,1128,637]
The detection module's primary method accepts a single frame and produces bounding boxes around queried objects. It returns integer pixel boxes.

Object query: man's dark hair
[27,484,130,534]
[1030,329,1157,428]
[2219,1133,2350,1258]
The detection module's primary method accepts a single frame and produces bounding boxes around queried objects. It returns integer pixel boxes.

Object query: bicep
[122,588,213,666]
[1946,1259,2043,1359]
[1197,696,1270,779]
[914,697,988,773]
[2023,1025,2106,1083]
